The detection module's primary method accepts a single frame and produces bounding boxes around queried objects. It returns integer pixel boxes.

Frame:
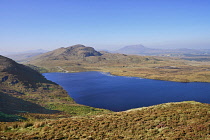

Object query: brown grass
[0,101,209,139]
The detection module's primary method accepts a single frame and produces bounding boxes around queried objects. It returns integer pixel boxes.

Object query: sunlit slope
[1,101,209,139]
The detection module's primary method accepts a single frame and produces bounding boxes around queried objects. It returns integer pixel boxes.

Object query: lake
[43,71,210,111]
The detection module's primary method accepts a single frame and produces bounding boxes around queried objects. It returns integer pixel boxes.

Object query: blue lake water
[43,71,210,111]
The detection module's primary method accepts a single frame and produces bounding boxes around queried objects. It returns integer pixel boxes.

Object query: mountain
[115,45,210,57]
[34,44,102,61]
[0,55,110,121]
[115,44,158,55]
[27,44,160,72]
[26,44,106,71]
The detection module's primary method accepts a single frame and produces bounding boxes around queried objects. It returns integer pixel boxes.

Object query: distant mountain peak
[115,44,210,56]
[115,44,151,54]
[124,44,145,48]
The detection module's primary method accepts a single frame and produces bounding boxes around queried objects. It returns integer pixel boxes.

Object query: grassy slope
[0,55,111,121]
[0,101,209,139]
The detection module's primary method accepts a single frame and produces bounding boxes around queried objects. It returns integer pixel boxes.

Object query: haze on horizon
[0,0,210,53]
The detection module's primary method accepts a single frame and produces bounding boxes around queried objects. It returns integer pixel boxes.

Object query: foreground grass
[1,101,209,139]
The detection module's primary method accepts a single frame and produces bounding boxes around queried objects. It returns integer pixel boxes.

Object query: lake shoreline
[45,70,210,83]
[43,72,210,112]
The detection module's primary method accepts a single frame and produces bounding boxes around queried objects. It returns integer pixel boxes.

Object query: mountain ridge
[115,44,210,56]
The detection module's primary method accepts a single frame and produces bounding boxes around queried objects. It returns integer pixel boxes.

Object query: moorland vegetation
[27,44,210,83]
[1,101,209,139]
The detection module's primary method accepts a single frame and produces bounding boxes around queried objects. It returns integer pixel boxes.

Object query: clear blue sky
[0,0,210,52]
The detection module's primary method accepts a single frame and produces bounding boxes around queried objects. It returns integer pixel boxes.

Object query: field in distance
[27,44,210,83]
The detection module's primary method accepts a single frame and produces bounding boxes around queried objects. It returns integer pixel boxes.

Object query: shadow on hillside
[0,92,60,115]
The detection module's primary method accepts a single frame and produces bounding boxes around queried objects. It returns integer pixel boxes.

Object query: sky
[0,0,210,52]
